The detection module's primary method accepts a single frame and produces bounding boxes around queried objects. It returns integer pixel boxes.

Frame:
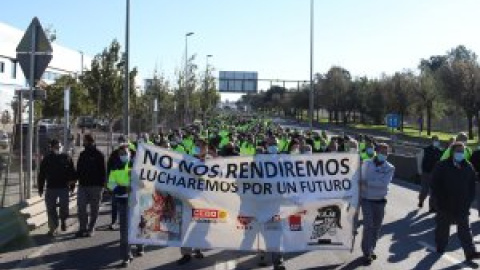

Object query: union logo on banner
[192,209,228,223]
[237,215,255,230]
[265,215,282,231]
[288,210,307,231]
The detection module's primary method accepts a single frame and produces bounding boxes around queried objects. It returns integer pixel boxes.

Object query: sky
[3,0,480,99]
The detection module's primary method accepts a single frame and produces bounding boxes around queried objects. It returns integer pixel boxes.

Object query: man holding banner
[107,146,144,267]
[360,143,395,265]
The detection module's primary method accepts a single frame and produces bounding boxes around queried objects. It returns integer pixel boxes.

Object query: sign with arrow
[16,17,53,83]
[386,114,401,128]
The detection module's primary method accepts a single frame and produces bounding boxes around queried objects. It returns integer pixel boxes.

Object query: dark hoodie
[77,145,106,187]
[431,158,476,218]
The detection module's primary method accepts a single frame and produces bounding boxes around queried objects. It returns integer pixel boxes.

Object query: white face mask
[120,154,130,163]
[267,146,278,154]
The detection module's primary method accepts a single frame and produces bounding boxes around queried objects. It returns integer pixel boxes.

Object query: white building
[0,21,91,114]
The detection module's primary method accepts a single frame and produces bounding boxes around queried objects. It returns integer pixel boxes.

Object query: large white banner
[128,144,360,252]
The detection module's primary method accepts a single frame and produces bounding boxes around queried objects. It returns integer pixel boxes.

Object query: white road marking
[417,241,473,269]
[214,260,237,270]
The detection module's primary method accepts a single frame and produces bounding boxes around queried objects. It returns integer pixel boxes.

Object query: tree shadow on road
[383,209,436,263]
[413,252,479,270]
[0,239,120,270]
[143,250,252,270]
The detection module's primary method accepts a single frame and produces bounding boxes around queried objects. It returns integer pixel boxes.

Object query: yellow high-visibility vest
[107,163,130,191]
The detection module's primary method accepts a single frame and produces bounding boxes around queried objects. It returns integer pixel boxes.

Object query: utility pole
[309,0,315,131]
[123,0,131,136]
[185,32,194,125]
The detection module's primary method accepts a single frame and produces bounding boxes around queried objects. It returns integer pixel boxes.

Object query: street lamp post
[185,32,194,125]
[204,55,213,126]
[309,0,315,131]
[123,0,131,137]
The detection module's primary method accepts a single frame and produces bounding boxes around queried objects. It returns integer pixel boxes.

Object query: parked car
[38,119,55,126]
[77,116,96,129]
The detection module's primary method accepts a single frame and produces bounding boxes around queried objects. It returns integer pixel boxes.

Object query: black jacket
[422,145,442,173]
[76,146,106,187]
[470,149,480,179]
[107,148,123,175]
[38,152,76,193]
[431,159,476,217]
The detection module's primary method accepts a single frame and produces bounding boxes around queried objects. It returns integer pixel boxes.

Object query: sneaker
[61,221,67,231]
[466,251,480,262]
[75,231,87,238]
[120,259,131,268]
[194,250,204,259]
[362,255,373,266]
[109,224,118,230]
[86,230,95,237]
[258,255,267,267]
[47,228,57,237]
[273,262,286,270]
[371,253,377,260]
[177,255,192,265]
[135,250,144,257]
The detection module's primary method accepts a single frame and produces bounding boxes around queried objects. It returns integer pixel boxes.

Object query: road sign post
[64,87,70,154]
[16,18,53,199]
[153,98,158,133]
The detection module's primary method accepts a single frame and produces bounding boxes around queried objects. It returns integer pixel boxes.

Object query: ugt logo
[288,210,307,231]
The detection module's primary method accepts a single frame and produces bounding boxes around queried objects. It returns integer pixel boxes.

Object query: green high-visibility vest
[441,146,472,161]
[314,140,322,151]
[219,137,230,148]
[183,138,194,153]
[173,145,187,154]
[128,142,136,151]
[240,142,256,155]
[359,142,366,152]
[360,151,375,161]
[278,139,288,152]
[107,163,130,191]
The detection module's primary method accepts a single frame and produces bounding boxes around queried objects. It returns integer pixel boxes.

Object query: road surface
[1,178,479,270]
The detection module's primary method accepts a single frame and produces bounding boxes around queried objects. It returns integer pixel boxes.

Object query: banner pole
[351,156,362,253]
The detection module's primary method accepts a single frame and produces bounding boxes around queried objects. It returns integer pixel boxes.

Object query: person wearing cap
[107,147,144,267]
[441,132,472,161]
[418,135,442,212]
[360,143,395,265]
[38,139,77,236]
[75,134,106,237]
[432,142,480,262]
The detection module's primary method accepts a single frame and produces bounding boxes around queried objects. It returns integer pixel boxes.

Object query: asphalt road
[1,124,478,270]
[2,177,480,270]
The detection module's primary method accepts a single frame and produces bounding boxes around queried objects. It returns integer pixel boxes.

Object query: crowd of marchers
[37,116,480,269]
